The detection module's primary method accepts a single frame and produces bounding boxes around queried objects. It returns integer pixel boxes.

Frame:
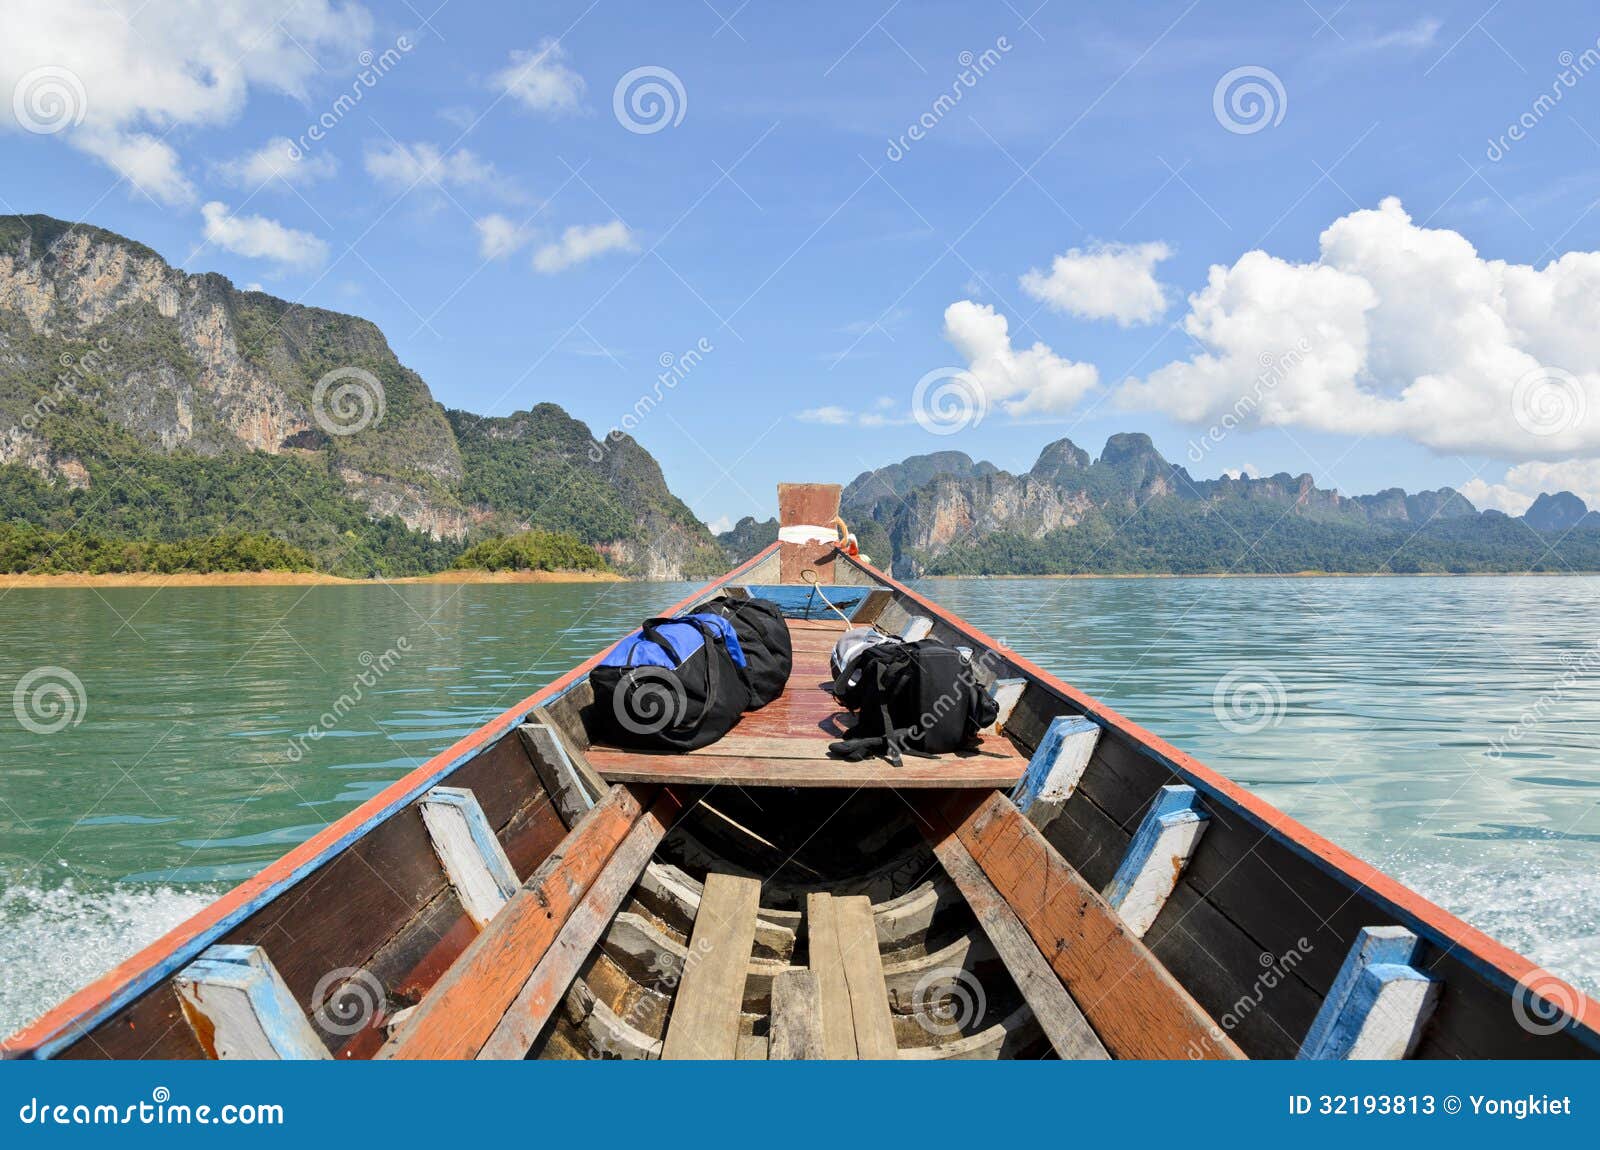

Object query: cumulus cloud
[1222,463,1262,480]
[1020,240,1172,326]
[942,301,1099,416]
[0,0,369,204]
[1462,460,1600,515]
[364,140,514,196]
[474,213,533,260]
[1117,197,1600,461]
[492,39,585,115]
[201,202,327,269]
[218,136,336,188]
[532,220,635,273]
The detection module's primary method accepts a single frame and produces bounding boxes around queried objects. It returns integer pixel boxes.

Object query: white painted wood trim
[1299,926,1439,1060]
[1009,714,1101,829]
[1103,786,1210,938]
[174,945,331,1060]
[419,786,520,929]
[899,615,934,641]
[982,678,1028,735]
[778,524,836,544]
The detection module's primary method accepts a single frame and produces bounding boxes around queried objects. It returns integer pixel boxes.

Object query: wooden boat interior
[4,483,1597,1062]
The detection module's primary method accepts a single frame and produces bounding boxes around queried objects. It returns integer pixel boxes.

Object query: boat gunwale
[0,544,784,1059]
[838,551,1600,1044]
[7,540,1598,1056]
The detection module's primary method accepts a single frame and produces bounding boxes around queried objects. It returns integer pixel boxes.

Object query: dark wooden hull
[6,524,1598,1061]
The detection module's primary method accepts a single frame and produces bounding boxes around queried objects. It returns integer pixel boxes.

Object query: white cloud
[705,515,734,535]
[364,140,513,197]
[218,136,336,188]
[1458,479,1533,515]
[532,220,635,274]
[794,402,909,428]
[1222,463,1261,480]
[1020,240,1172,326]
[201,201,327,269]
[1341,18,1441,53]
[796,406,853,425]
[942,301,1099,416]
[474,213,533,260]
[1117,197,1600,461]
[1463,460,1600,515]
[0,0,369,204]
[492,39,585,115]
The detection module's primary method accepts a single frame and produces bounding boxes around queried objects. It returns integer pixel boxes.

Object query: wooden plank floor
[660,873,761,1059]
[589,618,1030,788]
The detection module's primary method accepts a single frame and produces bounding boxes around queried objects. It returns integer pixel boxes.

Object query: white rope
[800,569,854,624]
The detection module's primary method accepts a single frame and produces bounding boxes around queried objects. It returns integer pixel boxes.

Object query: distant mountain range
[719,435,1600,577]
[0,215,722,578]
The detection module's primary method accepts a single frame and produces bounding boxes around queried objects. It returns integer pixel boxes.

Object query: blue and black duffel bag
[588,614,749,751]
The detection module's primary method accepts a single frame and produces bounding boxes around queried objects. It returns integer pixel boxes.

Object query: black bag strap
[639,615,724,712]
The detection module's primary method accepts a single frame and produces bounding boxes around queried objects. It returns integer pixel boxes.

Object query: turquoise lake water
[2,576,1597,1035]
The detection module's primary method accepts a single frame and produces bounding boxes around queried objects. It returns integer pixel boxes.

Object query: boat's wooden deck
[586,618,1030,788]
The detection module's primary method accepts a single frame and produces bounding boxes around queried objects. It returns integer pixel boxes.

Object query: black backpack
[829,640,999,766]
[588,615,748,751]
[697,596,793,709]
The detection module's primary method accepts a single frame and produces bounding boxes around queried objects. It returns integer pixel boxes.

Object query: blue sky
[6,0,1600,527]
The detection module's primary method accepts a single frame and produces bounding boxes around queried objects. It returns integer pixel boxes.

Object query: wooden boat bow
[4,483,1597,1062]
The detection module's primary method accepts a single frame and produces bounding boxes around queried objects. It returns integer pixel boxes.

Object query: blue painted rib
[1299,926,1427,1059]
[1010,714,1099,814]
[20,546,779,1059]
[1103,785,1206,909]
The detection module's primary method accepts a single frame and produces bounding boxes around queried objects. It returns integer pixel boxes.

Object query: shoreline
[920,569,1600,580]
[4,568,1597,589]
[0,569,625,589]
